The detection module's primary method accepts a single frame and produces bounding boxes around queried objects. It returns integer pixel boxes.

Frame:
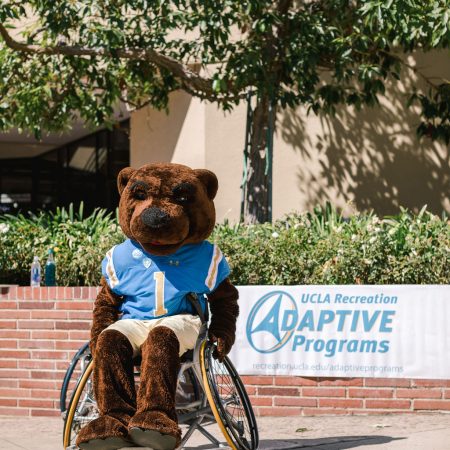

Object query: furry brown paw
[76,416,134,450]
[128,411,181,449]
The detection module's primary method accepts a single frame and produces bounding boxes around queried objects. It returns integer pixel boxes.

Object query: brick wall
[1,286,450,417]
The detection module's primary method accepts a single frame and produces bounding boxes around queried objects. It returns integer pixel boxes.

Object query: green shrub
[0,204,448,286]
[0,204,124,286]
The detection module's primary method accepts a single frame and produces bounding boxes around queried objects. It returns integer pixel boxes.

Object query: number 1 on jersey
[154,271,168,316]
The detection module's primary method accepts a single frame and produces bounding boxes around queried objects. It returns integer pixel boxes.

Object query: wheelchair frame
[62,321,258,450]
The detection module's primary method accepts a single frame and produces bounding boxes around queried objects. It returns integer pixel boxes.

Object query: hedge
[0,204,448,286]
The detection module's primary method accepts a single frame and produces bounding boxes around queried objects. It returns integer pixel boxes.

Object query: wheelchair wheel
[60,342,90,415]
[200,341,259,450]
[63,358,98,449]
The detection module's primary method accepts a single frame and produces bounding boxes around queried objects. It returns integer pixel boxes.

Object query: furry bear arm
[206,277,239,360]
[90,277,123,354]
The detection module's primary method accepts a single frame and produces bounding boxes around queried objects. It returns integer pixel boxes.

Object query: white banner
[228,285,450,379]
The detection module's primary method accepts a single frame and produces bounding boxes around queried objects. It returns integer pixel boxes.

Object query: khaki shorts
[103,314,202,357]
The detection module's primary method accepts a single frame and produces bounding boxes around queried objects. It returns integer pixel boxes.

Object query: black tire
[63,358,97,449]
[60,342,91,414]
[201,341,259,450]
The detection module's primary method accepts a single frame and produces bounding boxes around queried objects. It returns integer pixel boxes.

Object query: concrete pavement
[0,414,449,450]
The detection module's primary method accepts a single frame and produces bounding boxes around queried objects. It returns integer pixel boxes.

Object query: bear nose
[141,207,170,229]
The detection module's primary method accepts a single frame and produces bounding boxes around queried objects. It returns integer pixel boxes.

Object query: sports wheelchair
[61,298,258,450]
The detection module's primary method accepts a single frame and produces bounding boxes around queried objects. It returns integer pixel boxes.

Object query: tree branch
[0,22,220,98]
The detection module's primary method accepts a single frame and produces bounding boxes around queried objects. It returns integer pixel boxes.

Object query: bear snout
[141,207,171,229]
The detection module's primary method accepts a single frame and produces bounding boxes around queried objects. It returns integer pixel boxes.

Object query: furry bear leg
[128,326,181,450]
[76,330,137,450]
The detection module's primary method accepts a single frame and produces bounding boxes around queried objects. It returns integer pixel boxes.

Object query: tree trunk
[243,95,276,224]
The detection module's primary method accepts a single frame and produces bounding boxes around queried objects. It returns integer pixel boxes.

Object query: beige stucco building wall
[130,51,450,223]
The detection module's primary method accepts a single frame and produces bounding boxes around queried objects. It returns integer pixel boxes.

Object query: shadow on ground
[184,434,405,449]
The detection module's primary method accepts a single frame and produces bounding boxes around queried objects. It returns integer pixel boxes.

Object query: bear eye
[172,182,195,204]
[133,189,146,200]
[130,181,149,201]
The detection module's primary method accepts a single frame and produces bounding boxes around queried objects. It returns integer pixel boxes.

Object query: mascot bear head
[117,163,218,256]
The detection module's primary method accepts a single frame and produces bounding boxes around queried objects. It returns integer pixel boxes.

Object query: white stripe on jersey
[205,244,223,291]
[106,245,120,288]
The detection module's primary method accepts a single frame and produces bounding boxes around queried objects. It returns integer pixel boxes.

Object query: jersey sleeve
[204,244,231,293]
[101,245,124,296]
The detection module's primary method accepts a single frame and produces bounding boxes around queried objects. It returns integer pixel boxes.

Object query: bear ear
[193,169,218,200]
[117,167,136,195]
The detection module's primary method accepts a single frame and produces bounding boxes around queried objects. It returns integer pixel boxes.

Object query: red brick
[349,388,393,398]
[0,388,31,398]
[0,360,17,368]
[274,397,317,407]
[0,310,30,319]
[0,407,29,416]
[0,379,18,388]
[0,350,30,359]
[19,301,55,310]
[56,301,93,310]
[15,288,25,300]
[64,287,74,299]
[47,287,57,299]
[414,400,450,410]
[18,340,55,350]
[19,399,55,408]
[23,287,32,300]
[241,376,274,385]
[32,330,68,340]
[444,390,450,399]
[18,320,54,329]
[396,389,442,399]
[366,400,411,409]
[56,361,73,370]
[275,376,317,386]
[364,378,411,388]
[256,407,302,416]
[81,287,91,299]
[0,340,18,348]
[0,369,30,378]
[56,287,67,300]
[0,320,16,329]
[31,350,68,360]
[31,409,60,417]
[31,370,65,380]
[68,311,93,320]
[0,330,30,339]
[39,288,48,300]
[30,310,68,319]
[318,378,363,387]
[18,360,55,370]
[0,398,17,406]
[55,321,90,330]
[412,379,450,388]
[245,386,256,395]
[30,389,60,399]
[55,340,86,350]
[19,379,57,389]
[248,396,272,406]
[302,388,346,398]
[318,398,363,408]
[258,387,298,396]
[303,408,350,415]
[69,331,90,340]
[73,287,82,299]
[0,301,17,309]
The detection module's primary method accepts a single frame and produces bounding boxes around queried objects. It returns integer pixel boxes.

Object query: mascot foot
[128,411,181,450]
[76,415,134,450]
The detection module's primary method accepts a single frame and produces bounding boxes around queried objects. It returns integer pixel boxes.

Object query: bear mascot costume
[76,163,239,450]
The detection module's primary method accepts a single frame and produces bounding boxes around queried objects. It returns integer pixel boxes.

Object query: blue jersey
[102,239,230,320]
